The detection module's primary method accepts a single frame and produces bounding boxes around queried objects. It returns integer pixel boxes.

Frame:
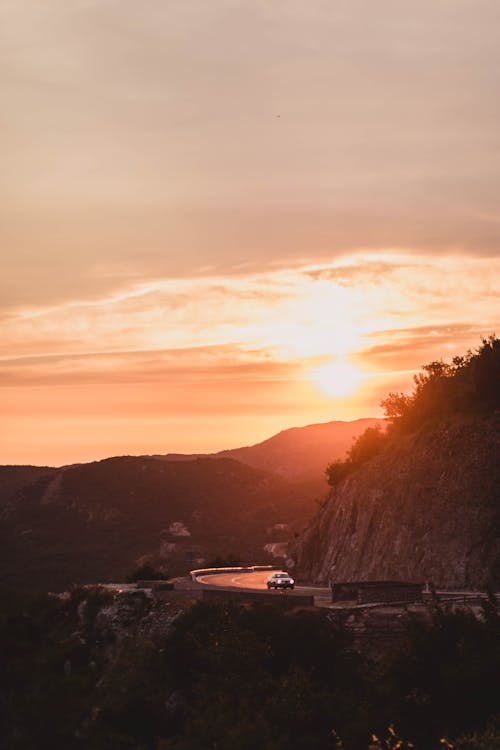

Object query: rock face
[294,414,500,589]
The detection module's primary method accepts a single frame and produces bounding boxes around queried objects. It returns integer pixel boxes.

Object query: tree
[326,425,387,487]
[381,336,500,433]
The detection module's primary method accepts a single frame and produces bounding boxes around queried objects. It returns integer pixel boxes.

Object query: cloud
[2,1,500,307]
[2,252,499,388]
[0,344,316,388]
[353,323,494,374]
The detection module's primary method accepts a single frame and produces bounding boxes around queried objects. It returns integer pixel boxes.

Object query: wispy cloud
[2,253,499,386]
[0,345,319,387]
[354,323,494,373]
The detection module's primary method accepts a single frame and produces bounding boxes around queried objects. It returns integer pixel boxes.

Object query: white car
[267,571,295,590]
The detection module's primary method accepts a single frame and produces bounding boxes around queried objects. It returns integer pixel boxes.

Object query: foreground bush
[2,593,500,749]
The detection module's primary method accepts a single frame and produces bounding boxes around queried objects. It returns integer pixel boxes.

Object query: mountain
[216,418,382,478]
[159,418,382,483]
[293,413,500,589]
[0,465,56,507]
[0,418,382,594]
[0,455,318,593]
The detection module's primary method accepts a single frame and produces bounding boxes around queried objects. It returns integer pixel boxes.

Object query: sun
[309,359,365,399]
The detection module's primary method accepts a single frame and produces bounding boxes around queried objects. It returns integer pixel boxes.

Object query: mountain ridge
[158,417,382,481]
[0,418,381,593]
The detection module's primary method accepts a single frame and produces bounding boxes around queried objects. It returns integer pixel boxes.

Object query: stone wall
[331,580,423,604]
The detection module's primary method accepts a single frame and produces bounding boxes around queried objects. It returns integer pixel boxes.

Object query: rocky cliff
[294,414,500,589]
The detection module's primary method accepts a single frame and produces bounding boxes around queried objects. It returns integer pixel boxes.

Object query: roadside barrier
[331,580,423,605]
[190,564,279,582]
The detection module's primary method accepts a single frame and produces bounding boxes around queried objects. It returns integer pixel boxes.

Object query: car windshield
[275,573,288,578]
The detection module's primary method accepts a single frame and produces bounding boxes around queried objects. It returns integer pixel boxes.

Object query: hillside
[294,338,500,589]
[0,456,315,593]
[0,418,385,595]
[295,414,500,588]
[0,465,56,507]
[159,418,382,484]
[216,418,382,478]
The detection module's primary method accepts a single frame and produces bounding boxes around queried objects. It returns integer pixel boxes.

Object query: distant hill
[0,465,56,505]
[158,418,383,484]
[215,418,382,479]
[0,456,319,593]
[0,418,382,594]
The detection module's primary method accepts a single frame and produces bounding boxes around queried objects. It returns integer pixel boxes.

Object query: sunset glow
[310,360,366,400]
[1,1,500,466]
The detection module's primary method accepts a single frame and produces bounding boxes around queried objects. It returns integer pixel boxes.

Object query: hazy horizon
[3,414,385,468]
[2,1,499,465]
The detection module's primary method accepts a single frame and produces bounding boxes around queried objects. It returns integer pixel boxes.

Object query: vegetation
[126,563,167,582]
[326,425,387,487]
[381,335,500,434]
[327,336,499,487]
[2,591,500,749]
[205,554,242,568]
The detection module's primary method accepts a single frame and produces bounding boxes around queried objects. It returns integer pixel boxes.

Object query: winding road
[197,569,331,599]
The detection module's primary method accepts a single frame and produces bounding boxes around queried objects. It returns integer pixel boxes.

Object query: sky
[1,0,499,466]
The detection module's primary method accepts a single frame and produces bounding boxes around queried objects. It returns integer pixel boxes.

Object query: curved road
[194,573,494,607]
[197,570,330,598]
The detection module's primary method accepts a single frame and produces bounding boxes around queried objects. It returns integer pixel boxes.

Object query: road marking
[231,574,265,587]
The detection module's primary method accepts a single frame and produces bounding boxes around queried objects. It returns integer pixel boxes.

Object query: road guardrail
[190,564,279,582]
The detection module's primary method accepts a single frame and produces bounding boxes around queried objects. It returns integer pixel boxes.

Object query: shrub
[205,554,242,568]
[381,336,500,434]
[126,563,166,582]
[326,425,387,487]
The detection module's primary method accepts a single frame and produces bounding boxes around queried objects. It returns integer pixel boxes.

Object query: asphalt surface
[197,570,331,598]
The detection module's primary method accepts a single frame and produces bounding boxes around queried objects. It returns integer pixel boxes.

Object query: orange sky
[1,1,500,466]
